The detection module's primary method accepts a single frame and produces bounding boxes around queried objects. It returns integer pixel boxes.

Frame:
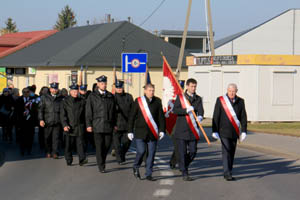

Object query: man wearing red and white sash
[128,83,165,181]
[173,78,204,181]
[212,83,247,181]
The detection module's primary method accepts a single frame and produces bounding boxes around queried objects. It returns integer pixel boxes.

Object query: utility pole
[206,0,215,56]
[176,0,192,80]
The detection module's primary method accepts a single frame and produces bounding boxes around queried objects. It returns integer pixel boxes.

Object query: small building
[0,30,57,90]
[187,55,300,122]
[0,21,190,98]
[187,8,300,122]
[159,30,209,53]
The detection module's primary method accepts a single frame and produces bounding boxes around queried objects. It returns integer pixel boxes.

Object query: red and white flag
[162,57,200,140]
[162,58,183,134]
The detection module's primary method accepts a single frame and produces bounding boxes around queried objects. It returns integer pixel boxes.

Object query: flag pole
[78,65,83,86]
[175,0,192,80]
[162,54,211,145]
[112,62,116,94]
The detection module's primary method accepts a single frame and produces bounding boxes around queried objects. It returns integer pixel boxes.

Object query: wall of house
[189,64,300,122]
[10,66,188,99]
[215,9,300,55]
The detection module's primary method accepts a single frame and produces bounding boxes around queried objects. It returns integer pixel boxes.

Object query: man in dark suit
[212,83,247,181]
[128,83,165,181]
[61,84,88,166]
[38,82,64,159]
[16,87,38,156]
[113,80,134,165]
[173,78,204,181]
[85,75,116,173]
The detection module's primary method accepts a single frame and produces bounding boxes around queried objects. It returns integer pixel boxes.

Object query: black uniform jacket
[16,96,39,126]
[128,95,165,141]
[173,92,204,140]
[212,95,247,139]
[85,90,116,133]
[60,96,86,137]
[115,92,134,131]
[38,93,64,126]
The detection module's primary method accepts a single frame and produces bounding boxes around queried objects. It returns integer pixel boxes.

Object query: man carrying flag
[212,83,247,181]
[173,78,204,181]
[128,83,165,181]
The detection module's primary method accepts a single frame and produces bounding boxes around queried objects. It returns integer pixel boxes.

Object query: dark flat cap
[69,84,79,90]
[50,82,59,89]
[96,75,107,82]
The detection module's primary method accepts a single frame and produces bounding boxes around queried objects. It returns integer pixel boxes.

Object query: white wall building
[187,8,300,122]
[188,56,300,121]
[214,9,300,55]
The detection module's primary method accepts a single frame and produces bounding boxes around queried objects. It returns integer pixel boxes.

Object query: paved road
[0,131,300,200]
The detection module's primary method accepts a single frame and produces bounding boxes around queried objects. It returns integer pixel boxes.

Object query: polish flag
[162,57,182,134]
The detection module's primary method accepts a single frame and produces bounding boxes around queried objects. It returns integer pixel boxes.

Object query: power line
[122,0,167,52]
[139,0,167,27]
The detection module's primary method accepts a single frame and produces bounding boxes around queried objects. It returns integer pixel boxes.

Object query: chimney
[107,14,111,23]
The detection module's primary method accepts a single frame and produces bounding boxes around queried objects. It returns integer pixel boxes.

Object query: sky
[0,0,299,40]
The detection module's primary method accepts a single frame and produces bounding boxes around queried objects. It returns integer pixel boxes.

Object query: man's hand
[128,133,134,141]
[87,127,93,133]
[64,126,70,132]
[186,106,194,114]
[197,116,203,122]
[40,120,45,128]
[240,132,247,142]
[159,132,165,140]
[212,132,220,140]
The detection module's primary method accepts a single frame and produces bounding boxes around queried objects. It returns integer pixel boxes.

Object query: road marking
[160,171,174,176]
[153,189,172,197]
[129,147,175,197]
[159,179,175,185]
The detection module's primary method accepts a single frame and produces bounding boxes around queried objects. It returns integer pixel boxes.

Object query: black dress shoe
[183,175,193,181]
[170,163,176,170]
[99,169,106,173]
[79,159,88,166]
[133,168,141,180]
[145,176,155,181]
[224,175,236,181]
[67,161,72,166]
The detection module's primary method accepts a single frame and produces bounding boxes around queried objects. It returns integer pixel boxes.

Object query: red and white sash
[178,94,200,140]
[219,95,240,136]
[137,96,159,139]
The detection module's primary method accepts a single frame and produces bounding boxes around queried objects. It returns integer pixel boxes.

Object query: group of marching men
[37,74,247,181]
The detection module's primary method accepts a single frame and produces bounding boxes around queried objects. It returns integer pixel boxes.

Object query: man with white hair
[212,83,247,181]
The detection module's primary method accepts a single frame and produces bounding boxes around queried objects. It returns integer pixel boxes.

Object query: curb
[211,140,300,161]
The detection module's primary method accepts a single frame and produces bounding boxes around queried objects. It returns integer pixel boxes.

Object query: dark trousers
[169,135,179,167]
[20,124,35,155]
[2,124,13,142]
[113,130,131,163]
[94,132,112,170]
[44,124,61,155]
[134,139,157,177]
[220,137,237,176]
[176,139,197,176]
[64,134,86,163]
[38,127,45,150]
[84,131,95,152]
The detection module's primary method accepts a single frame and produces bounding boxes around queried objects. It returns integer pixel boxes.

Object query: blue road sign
[122,53,147,73]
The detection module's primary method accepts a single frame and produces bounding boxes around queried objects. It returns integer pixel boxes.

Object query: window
[194,72,210,102]
[273,72,294,105]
